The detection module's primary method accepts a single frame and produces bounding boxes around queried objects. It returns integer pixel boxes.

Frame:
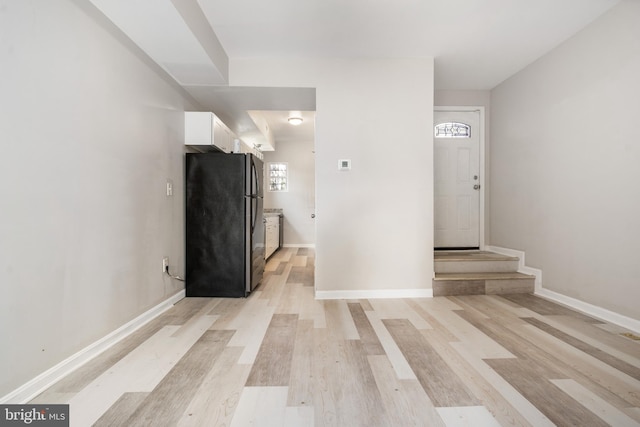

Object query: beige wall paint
[263,139,316,246]
[434,91,490,108]
[232,58,435,293]
[490,0,640,320]
[0,0,196,396]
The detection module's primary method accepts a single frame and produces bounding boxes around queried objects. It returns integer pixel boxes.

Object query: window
[435,122,471,138]
[268,162,288,192]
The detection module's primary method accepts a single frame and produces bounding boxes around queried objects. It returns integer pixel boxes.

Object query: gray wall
[0,0,195,396]
[231,58,435,294]
[490,0,640,320]
[263,139,316,246]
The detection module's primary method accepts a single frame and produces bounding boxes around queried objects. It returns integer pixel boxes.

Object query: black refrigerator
[185,152,265,297]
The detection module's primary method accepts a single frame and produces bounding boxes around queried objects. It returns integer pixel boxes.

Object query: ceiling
[89,0,620,150]
[183,86,316,150]
[197,0,619,90]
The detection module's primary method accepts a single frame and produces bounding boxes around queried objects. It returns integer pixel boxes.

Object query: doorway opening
[434,107,485,250]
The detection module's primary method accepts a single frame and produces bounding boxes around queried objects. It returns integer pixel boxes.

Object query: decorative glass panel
[435,122,471,138]
[268,162,288,192]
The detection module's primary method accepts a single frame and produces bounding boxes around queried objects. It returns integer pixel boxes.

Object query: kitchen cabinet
[213,119,231,153]
[185,111,264,159]
[184,112,232,153]
[264,215,280,259]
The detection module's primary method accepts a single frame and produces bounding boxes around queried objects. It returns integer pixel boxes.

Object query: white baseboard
[486,245,640,333]
[0,290,185,404]
[485,245,543,292]
[315,289,433,300]
[536,288,640,333]
[283,244,315,248]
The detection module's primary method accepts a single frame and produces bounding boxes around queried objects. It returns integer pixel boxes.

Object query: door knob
[473,184,481,190]
[311,214,316,218]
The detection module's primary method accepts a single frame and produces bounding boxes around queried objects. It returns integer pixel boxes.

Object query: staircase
[433,250,535,296]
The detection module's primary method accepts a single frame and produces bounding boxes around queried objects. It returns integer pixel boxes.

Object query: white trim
[485,245,543,292]
[315,289,433,300]
[434,106,486,249]
[0,290,185,404]
[283,243,316,248]
[487,245,640,333]
[535,288,640,333]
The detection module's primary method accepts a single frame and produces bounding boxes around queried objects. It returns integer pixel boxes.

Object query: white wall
[263,139,316,246]
[0,0,195,397]
[490,0,640,320]
[231,58,434,294]
[434,91,490,110]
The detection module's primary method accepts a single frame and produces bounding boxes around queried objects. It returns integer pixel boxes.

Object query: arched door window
[434,122,471,138]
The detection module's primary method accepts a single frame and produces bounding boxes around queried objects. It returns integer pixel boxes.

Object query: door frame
[434,106,486,249]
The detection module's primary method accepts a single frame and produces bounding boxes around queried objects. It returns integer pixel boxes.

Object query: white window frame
[268,162,289,192]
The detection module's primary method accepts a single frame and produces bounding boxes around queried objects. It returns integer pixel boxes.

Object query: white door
[434,110,480,248]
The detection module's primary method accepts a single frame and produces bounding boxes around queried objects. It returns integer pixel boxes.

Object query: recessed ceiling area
[184,86,316,151]
[257,110,316,146]
[88,0,620,149]
[197,0,620,90]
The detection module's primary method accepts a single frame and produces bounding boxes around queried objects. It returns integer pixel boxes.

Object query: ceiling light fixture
[288,116,303,126]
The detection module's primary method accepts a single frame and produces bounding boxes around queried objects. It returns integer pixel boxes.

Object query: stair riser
[432,278,534,296]
[435,260,520,274]
[486,279,534,294]
[433,280,484,296]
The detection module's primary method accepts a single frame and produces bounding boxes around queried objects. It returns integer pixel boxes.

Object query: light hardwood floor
[32,248,640,426]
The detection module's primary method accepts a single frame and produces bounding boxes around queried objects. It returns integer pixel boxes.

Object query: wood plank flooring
[31,248,640,426]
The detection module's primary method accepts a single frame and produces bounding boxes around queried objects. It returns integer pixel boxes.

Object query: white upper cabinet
[212,117,231,153]
[184,112,232,153]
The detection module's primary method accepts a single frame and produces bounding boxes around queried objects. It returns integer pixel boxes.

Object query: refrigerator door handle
[249,156,262,235]
[251,156,263,198]
[251,160,258,196]
[245,194,257,234]
[251,196,257,234]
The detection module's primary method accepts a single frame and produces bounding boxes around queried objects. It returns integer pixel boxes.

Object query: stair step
[434,272,531,280]
[433,272,535,296]
[434,251,518,262]
[435,250,520,274]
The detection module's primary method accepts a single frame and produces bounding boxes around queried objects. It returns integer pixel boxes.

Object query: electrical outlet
[162,257,169,273]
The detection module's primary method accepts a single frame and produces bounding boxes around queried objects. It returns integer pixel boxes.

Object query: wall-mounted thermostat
[338,159,351,171]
